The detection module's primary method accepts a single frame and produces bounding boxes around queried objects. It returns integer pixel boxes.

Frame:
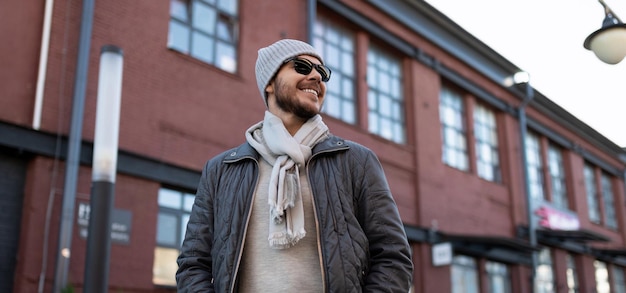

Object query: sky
[425,0,626,148]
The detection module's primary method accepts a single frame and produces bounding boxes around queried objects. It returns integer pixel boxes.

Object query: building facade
[2,0,626,292]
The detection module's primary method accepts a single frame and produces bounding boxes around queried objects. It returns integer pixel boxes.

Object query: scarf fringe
[268,229,306,249]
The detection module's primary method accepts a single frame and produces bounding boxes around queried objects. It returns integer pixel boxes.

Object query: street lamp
[584,0,626,64]
[83,45,124,293]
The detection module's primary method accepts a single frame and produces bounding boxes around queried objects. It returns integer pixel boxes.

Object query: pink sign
[535,205,580,230]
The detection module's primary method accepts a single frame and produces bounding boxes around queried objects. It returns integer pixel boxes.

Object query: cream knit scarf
[245,111,329,249]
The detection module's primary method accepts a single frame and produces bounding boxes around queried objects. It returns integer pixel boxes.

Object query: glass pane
[193,2,216,34]
[342,52,354,76]
[170,0,189,21]
[325,95,340,117]
[342,101,355,124]
[218,0,238,15]
[326,45,340,69]
[183,194,195,211]
[191,32,214,63]
[342,78,354,100]
[217,17,233,41]
[159,188,181,209]
[168,20,190,53]
[216,41,236,73]
[368,112,378,133]
[380,118,392,140]
[313,20,324,36]
[157,213,178,246]
[327,74,341,94]
[595,261,610,293]
[368,92,377,111]
[153,246,180,286]
[380,95,392,117]
[181,214,190,246]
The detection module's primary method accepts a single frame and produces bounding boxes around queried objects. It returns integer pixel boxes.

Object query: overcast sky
[425,0,626,148]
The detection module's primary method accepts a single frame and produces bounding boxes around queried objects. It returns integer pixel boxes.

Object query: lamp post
[584,0,626,64]
[505,71,536,293]
[83,45,124,293]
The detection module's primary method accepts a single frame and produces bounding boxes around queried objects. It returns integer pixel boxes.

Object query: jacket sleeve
[176,160,216,293]
[358,150,414,292]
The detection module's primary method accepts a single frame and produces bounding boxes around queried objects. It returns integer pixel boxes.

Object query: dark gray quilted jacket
[176,135,413,292]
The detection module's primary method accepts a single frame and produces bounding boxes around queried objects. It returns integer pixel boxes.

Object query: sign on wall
[534,203,580,231]
[431,242,453,266]
[76,202,132,245]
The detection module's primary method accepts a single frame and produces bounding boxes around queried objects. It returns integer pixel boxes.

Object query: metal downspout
[53,0,96,291]
[33,0,55,129]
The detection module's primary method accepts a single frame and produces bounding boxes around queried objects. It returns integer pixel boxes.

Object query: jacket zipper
[229,157,259,293]
[307,143,349,293]
[308,169,327,293]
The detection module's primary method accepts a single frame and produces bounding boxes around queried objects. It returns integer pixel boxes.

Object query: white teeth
[303,89,318,96]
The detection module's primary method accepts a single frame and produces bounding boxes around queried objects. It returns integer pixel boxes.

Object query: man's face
[268,55,327,119]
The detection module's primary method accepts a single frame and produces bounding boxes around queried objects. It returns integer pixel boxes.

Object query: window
[536,248,555,293]
[314,16,356,124]
[474,103,501,182]
[440,86,468,171]
[439,86,504,180]
[547,144,568,210]
[566,254,579,293]
[451,255,479,293]
[168,0,238,73]
[486,261,511,293]
[525,132,545,201]
[153,188,195,286]
[614,266,626,293]
[595,260,610,293]
[584,164,601,223]
[601,173,617,229]
[367,45,405,144]
[314,12,407,144]
[584,163,618,228]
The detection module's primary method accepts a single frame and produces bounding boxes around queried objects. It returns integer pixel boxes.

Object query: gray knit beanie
[255,39,324,105]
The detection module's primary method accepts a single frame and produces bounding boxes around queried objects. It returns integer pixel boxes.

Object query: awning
[403,225,536,265]
[517,225,610,253]
[440,233,536,266]
[536,229,611,242]
[593,249,626,267]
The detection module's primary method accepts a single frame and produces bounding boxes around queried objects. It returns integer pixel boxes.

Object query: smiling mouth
[302,88,318,97]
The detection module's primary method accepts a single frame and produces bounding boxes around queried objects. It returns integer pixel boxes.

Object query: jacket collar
[223,134,349,163]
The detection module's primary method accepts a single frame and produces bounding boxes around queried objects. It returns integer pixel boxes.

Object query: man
[176,39,413,292]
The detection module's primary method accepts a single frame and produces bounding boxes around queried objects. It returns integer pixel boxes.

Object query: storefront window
[566,254,579,293]
[595,260,610,293]
[452,255,479,293]
[153,187,195,286]
[536,248,555,293]
[486,261,511,293]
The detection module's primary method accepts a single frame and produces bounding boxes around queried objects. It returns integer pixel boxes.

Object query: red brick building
[2,0,626,292]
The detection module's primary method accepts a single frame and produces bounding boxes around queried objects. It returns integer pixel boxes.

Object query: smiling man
[176,39,413,293]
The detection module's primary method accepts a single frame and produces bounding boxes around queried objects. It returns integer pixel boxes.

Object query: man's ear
[265,82,274,95]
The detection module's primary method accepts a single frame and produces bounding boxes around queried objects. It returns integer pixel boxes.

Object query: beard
[273,77,321,120]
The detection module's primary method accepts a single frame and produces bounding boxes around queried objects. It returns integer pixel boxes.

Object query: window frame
[451,255,479,293]
[440,85,469,171]
[313,15,357,125]
[167,0,239,73]
[473,102,502,182]
[485,260,511,293]
[366,43,406,144]
[547,143,569,210]
[153,187,196,286]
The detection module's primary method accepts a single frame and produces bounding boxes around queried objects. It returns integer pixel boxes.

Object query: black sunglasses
[283,57,332,82]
